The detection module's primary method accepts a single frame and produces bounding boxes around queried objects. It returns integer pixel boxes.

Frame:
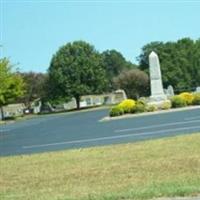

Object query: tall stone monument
[149,51,167,103]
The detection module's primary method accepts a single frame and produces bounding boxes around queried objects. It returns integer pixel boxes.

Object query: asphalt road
[0,107,200,156]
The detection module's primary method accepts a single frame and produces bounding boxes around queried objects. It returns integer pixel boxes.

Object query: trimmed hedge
[109,106,124,117]
[179,92,194,105]
[109,92,199,117]
[171,95,187,108]
[118,99,136,113]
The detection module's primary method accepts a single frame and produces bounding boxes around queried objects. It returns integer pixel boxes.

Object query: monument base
[148,95,170,107]
[149,94,167,102]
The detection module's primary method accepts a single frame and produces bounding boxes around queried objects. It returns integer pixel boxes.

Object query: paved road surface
[0,108,200,156]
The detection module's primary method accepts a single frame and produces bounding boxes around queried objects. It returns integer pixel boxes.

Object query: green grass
[0,134,200,200]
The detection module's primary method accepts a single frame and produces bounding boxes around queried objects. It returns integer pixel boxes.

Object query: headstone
[149,51,167,102]
[65,98,77,110]
[167,85,174,97]
[196,87,200,93]
[114,89,127,103]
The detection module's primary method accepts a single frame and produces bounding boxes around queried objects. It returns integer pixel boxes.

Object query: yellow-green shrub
[133,99,147,113]
[179,92,194,105]
[171,95,187,108]
[119,99,136,113]
[109,105,124,117]
[161,101,172,110]
[146,105,157,112]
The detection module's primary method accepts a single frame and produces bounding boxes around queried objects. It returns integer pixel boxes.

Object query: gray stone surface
[149,51,167,102]
[114,89,127,103]
[166,85,175,97]
[196,86,200,93]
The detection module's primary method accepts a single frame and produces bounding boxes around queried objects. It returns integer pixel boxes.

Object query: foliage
[118,99,136,113]
[146,104,157,112]
[48,41,107,109]
[0,58,25,119]
[133,99,147,113]
[101,50,137,91]
[161,101,172,110]
[20,72,48,106]
[171,95,187,108]
[109,105,124,117]
[113,69,149,99]
[138,38,200,93]
[179,92,194,105]
[192,93,200,105]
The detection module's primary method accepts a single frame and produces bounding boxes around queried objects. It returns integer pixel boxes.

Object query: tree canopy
[20,72,47,106]
[101,50,137,91]
[138,38,200,93]
[48,41,107,109]
[113,69,149,99]
[0,58,25,119]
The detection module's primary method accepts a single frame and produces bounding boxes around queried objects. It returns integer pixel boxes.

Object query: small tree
[0,58,25,119]
[20,72,47,106]
[113,69,149,99]
[48,41,107,109]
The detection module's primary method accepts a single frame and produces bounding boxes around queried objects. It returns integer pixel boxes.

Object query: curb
[100,105,200,122]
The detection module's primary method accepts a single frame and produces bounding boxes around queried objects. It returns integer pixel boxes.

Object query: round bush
[179,92,194,105]
[119,99,136,113]
[171,96,187,108]
[146,105,157,112]
[133,100,147,113]
[161,101,172,110]
[192,93,200,105]
[109,106,124,117]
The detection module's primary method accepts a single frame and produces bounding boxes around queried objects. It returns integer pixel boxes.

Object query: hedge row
[109,92,200,117]
[171,92,200,108]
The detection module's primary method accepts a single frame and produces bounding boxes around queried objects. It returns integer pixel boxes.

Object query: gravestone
[196,87,200,93]
[148,51,168,104]
[167,85,174,97]
[114,89,127,103]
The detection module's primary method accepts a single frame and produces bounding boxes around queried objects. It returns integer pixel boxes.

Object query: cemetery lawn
[1,134,200,200]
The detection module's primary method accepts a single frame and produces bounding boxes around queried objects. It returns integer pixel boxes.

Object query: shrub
[109,105,124,117]
[192,93,200,105]
[161,101,172,110]
[171,95,187,108]
[179,92,194,105]
[119,99,136,113]
[133,99,147,113]
[146,105,157,112]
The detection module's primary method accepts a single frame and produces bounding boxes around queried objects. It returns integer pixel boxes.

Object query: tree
[113,69,149,99]
[101,50,137,91]
[48,41,107,109]
[138,38,200,93]
[20,72,47,106]
[0,58,25,119]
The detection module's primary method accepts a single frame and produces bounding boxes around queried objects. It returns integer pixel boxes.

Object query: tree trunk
[0,106,5,120]
[75,96,80,110]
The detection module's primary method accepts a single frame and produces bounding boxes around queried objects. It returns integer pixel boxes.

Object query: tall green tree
[48,41,107,109]
[0,58,25,119]
[138,38,200,93]
[101,50,137,91]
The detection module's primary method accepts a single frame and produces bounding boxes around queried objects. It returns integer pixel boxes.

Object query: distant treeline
[1,37,199,111]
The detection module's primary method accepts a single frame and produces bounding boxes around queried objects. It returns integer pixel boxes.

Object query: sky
[1,0,200,72]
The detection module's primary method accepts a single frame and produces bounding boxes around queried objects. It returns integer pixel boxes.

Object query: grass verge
[0,133,200,200]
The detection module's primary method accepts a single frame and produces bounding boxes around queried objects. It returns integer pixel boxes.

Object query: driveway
[0,107,200,156]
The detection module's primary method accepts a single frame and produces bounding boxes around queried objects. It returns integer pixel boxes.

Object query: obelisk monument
[149,51,167,103]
